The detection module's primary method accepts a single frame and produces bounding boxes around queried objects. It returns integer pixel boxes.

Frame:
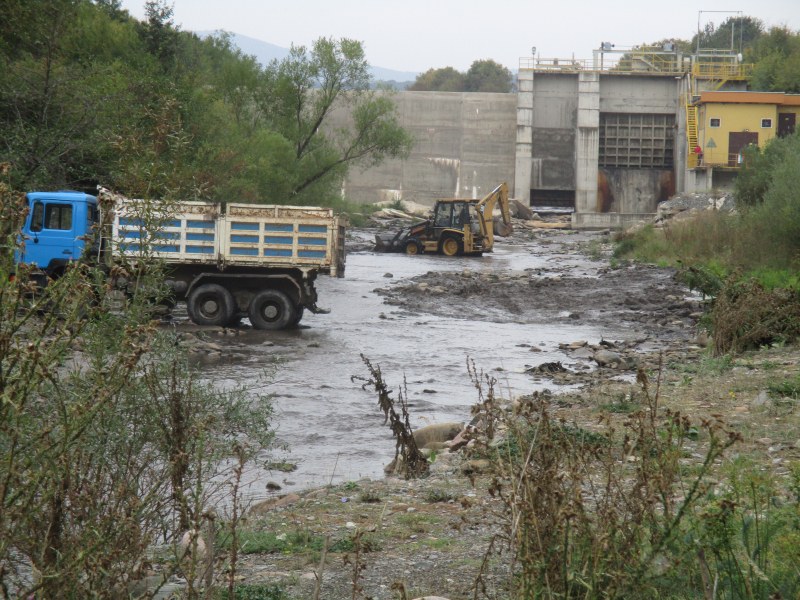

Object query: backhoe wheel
[439,236,462,257]
[248,289,295,330]
[187,284,236,327]
[404,240,421,255]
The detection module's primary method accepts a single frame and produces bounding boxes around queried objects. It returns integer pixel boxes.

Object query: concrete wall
[532,74,578,192]
[598,168,674,213]
[340,91,517,205]
[600,76,678,114]
[337,75,698,227]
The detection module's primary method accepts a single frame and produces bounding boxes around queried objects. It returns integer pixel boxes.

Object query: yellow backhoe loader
[374,183,512,256]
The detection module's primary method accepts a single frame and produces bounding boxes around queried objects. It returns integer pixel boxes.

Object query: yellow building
[694,91,800,168]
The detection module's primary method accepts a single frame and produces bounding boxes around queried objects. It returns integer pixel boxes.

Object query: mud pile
[376,262,702,342]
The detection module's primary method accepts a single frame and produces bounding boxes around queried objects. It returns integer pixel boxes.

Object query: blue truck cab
[18,191,99,275]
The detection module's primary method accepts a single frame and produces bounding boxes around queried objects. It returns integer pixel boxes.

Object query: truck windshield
[434,204,452,227]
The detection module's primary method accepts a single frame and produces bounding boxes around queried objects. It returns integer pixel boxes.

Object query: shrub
[0,174,275,598]
[709,276,800,355]
[215,584,287,600]
[692,458,800,600]
[735,132,800,207]
[475,371,740,599]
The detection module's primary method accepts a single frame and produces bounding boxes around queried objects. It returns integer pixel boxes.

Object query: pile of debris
[369,197,570,231]
[654,191,737,226]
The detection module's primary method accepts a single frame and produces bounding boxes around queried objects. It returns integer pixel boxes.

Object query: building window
[761,118,773,128]
[709,118,721,128]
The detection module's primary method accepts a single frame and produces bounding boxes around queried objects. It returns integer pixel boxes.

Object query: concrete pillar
[514,68,534,204]
[675,74,690,194]
[574,72,600,217]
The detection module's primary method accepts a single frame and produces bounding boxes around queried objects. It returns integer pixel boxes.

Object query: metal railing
[692,153,745,169]
[521,54,753,79]
[519,57,587,71]
[520,52,690,75]
[692,62,753,80]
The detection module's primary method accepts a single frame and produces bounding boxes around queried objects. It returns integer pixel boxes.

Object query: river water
[194,231,625,501]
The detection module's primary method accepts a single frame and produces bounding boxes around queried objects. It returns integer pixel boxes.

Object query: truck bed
[112,199,346,277]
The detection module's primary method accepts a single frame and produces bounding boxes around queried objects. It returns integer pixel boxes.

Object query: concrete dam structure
[340,49,748,228]
[341,91,517,206]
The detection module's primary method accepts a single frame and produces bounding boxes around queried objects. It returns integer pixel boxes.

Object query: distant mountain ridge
[196,31,419,88]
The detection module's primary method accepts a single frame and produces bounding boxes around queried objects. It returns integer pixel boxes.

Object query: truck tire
[291,305,305,327]
[187,283,236,327]
[439,235,462,257]
[248,289,295,330]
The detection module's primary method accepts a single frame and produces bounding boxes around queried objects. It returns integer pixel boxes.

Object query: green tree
[749,26,800,92]
[409,60,512,93]
[465,59,513,92]
[0,0,139,189]
[735,132,800,206]
[260,37,413,201]
[409,66,466,91]
[0,4,412,206]
[693,15,764,52]
[139,0,180,71]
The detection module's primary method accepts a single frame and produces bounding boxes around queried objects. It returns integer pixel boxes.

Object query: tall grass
[615,210,799,277]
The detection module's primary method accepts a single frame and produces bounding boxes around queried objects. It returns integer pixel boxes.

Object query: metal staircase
[686,100,699,168]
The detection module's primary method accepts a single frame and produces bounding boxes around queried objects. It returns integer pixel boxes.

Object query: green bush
[215,584,287,600]
[735,132,800,207]
[691,458,800,600]
[0,176,275,598]
[709,276,800,355]
[220,530,323,555]
[482,388,739,599]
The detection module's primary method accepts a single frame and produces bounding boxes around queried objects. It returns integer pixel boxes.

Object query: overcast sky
[118,0,800,73]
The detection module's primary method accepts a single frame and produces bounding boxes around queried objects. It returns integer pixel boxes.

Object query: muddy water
[198,233,627,500]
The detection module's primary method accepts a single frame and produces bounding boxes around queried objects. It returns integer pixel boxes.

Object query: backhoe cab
[375,183,512,256]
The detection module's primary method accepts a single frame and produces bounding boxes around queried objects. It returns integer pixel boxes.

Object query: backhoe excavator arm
[475,182,512,252]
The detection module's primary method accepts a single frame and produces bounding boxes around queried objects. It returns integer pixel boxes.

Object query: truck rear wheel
[439,236,462,257]
[187,284,236,327]
[248,289,295,330]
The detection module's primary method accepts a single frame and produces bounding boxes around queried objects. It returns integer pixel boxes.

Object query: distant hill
[196,31,418,89]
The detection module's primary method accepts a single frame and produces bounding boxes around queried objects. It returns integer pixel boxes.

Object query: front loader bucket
[374,233,393,252]
[374,229,408,252]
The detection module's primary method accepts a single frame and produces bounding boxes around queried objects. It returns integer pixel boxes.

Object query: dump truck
[374,183,512,256]
[15,189,346,330]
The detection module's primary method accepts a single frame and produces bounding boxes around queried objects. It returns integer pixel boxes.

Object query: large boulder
[654,192,737,225]
[510,199,536,220]
[400,200,433,217]
[413,422,464,449]
[372,207,416,220]
[493,217,514,237]
[593,349,624,368]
